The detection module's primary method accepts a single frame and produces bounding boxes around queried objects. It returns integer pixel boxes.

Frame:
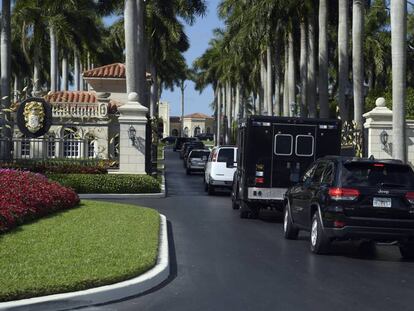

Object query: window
[86,135,96,158]
[47,133,56,158]
[321,163,335,185]
[194,126,201,136]
[172,129,179,137]
[21,138,30,157]
[311,162,327,183]
[184,127,189,137]
[341,162,414,188]
[206,127,211,134]
[296,135,314,157]
[274,134,293,156]
[63,128,80,158]
[217,148,234,163]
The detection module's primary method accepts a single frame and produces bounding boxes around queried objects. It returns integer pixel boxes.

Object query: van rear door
[213,148,237,182]
[272,124,317,189]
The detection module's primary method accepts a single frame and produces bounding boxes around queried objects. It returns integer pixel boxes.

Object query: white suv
[204,146,237,195]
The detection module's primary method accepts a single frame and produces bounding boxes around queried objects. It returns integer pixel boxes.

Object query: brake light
[405,192,414,204]
[373,163,384,167]
[212,152,217,162]
[333,220,346,228]
[329,188,360,201]
[255,177,265,184]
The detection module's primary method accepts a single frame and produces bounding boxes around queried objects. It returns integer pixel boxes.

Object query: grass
[0,200,160,302]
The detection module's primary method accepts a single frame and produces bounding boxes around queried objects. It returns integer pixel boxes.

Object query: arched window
[206,127,211,134]
[184,127,189,137]
[172,129,179,137]
[85,133,96,158]
[47,133,56,158]
[63,127,80,158]
[20,136,30,158]
[194,126,201,136]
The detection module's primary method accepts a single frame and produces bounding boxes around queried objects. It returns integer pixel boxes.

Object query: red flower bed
[0,169,80,232]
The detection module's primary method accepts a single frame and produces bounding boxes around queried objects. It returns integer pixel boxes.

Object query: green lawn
[0,200,160,302]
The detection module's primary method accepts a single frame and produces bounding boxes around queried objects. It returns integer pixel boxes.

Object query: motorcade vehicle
[232,116,342,219]
[173,137,198,152]
[180,142,192,159]
[183,141,205,165]
[186,149,211,175]
[196,133,214,141]
[204,146,237,195]
[161,136,177,144]
[283,156,414,258]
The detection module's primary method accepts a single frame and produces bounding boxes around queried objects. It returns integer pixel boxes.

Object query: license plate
[373,197,392,208]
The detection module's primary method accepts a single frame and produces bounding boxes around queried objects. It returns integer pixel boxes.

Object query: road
[83,147,414,311]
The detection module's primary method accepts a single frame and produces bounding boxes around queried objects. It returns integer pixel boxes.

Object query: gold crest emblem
[23,101,45,133]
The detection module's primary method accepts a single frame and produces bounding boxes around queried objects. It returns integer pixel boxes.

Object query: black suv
[283,156,414,258]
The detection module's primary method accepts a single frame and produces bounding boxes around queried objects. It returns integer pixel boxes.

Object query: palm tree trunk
[150,64,158,118]
[300,20,308,117]
[181,81,185,137]
[274,43,281,116]
[62,55,68,91]
[307,6,317,118]
[391,0,407,162]
[125,0,138,95]
[235,83,240,120]
[319,0,329,118]
[33,60,41,96]
[283,43,289,117]
[50,26,58,92]
[0,0,11,159]
[74,51,80,91]
[226,81,232,143]
[288,31,296,117]
[352,0,364,128]
[338,0,349,121]
[13,75,19,103]
[136,0,146,103]
[266,46,273,116]
[216,86,221,146]
[260,54,265,115]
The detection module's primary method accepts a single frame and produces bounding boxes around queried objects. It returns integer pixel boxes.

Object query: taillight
[212,152,217,162]
[333,220,346,228]
[405,192,414,204]
[255,177,265,184]
[329,188,360,201]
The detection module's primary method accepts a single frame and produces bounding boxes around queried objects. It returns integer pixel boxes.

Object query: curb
[0,214,169,311]
[78,172,166,200]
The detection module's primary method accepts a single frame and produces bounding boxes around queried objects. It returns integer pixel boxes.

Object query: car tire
[186,168,191,175]
[283,204,299,240]
[358,240,376,257]
[207,184,215,195]
[399,243,414,259]
[310,212,330,254]
[204,180,208,192]
[239,201,258,219]
[232,197,239,210]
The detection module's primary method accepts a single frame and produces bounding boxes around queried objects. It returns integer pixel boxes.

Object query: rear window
[274,134,293,156]
[296,135,314,157]
[341,163,414,188]
[190,151,209,158]
[217,149,234,163]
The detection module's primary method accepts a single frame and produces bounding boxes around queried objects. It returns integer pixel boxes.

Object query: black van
[232,116,342,218]
[173,137,198,152]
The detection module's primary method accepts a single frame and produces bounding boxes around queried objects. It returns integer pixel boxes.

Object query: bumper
[324,226,414,242]
[188,165,205,171]
[210,179,233,188]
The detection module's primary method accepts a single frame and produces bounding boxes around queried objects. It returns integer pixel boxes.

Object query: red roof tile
[184,113,213,119]
[44,91,97,104]
[83,63,152,80]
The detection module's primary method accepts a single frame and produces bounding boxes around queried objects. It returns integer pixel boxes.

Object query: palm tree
[288,31,296,116]
[352,0,364,128]
[300,19,308,117]
[391,0,407,162]
[307,2,317,118]
[338,0,349,121]
[319,0,329,118]
[1,0,12,160]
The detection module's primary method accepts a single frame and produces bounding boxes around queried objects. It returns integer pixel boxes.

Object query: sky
[161,0,223,117]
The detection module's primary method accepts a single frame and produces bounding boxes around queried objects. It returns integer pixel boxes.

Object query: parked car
[180,142,192,159]
[161,136,177,144]
[183,141,205,165]
[186,149,211,175]
[283,156,414,258]
[232,115,342,219]
[173,137,198,152]
[204,146,237,195]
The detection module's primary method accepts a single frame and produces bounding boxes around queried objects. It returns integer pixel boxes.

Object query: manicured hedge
[0,159,117,174]
[48,174,161,194]
[0,169,80,232]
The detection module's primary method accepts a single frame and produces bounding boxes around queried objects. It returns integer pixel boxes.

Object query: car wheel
[239,201,258,219]
[310,212,330,254]
[399,243,414,259]
[283,204,299,240]
[204,179,208,192]
[232,197,239,210]
[207,184,215,195]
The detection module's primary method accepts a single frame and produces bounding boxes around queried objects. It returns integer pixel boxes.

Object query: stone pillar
[117,92,148,174]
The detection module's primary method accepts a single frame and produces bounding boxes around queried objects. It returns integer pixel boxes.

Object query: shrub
[48,174,161,194]
[0,159,118,174]
[0,169,80,232]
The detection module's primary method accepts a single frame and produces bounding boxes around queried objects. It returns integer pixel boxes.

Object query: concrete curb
[0,214,169,311]
[78,171,166,200]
